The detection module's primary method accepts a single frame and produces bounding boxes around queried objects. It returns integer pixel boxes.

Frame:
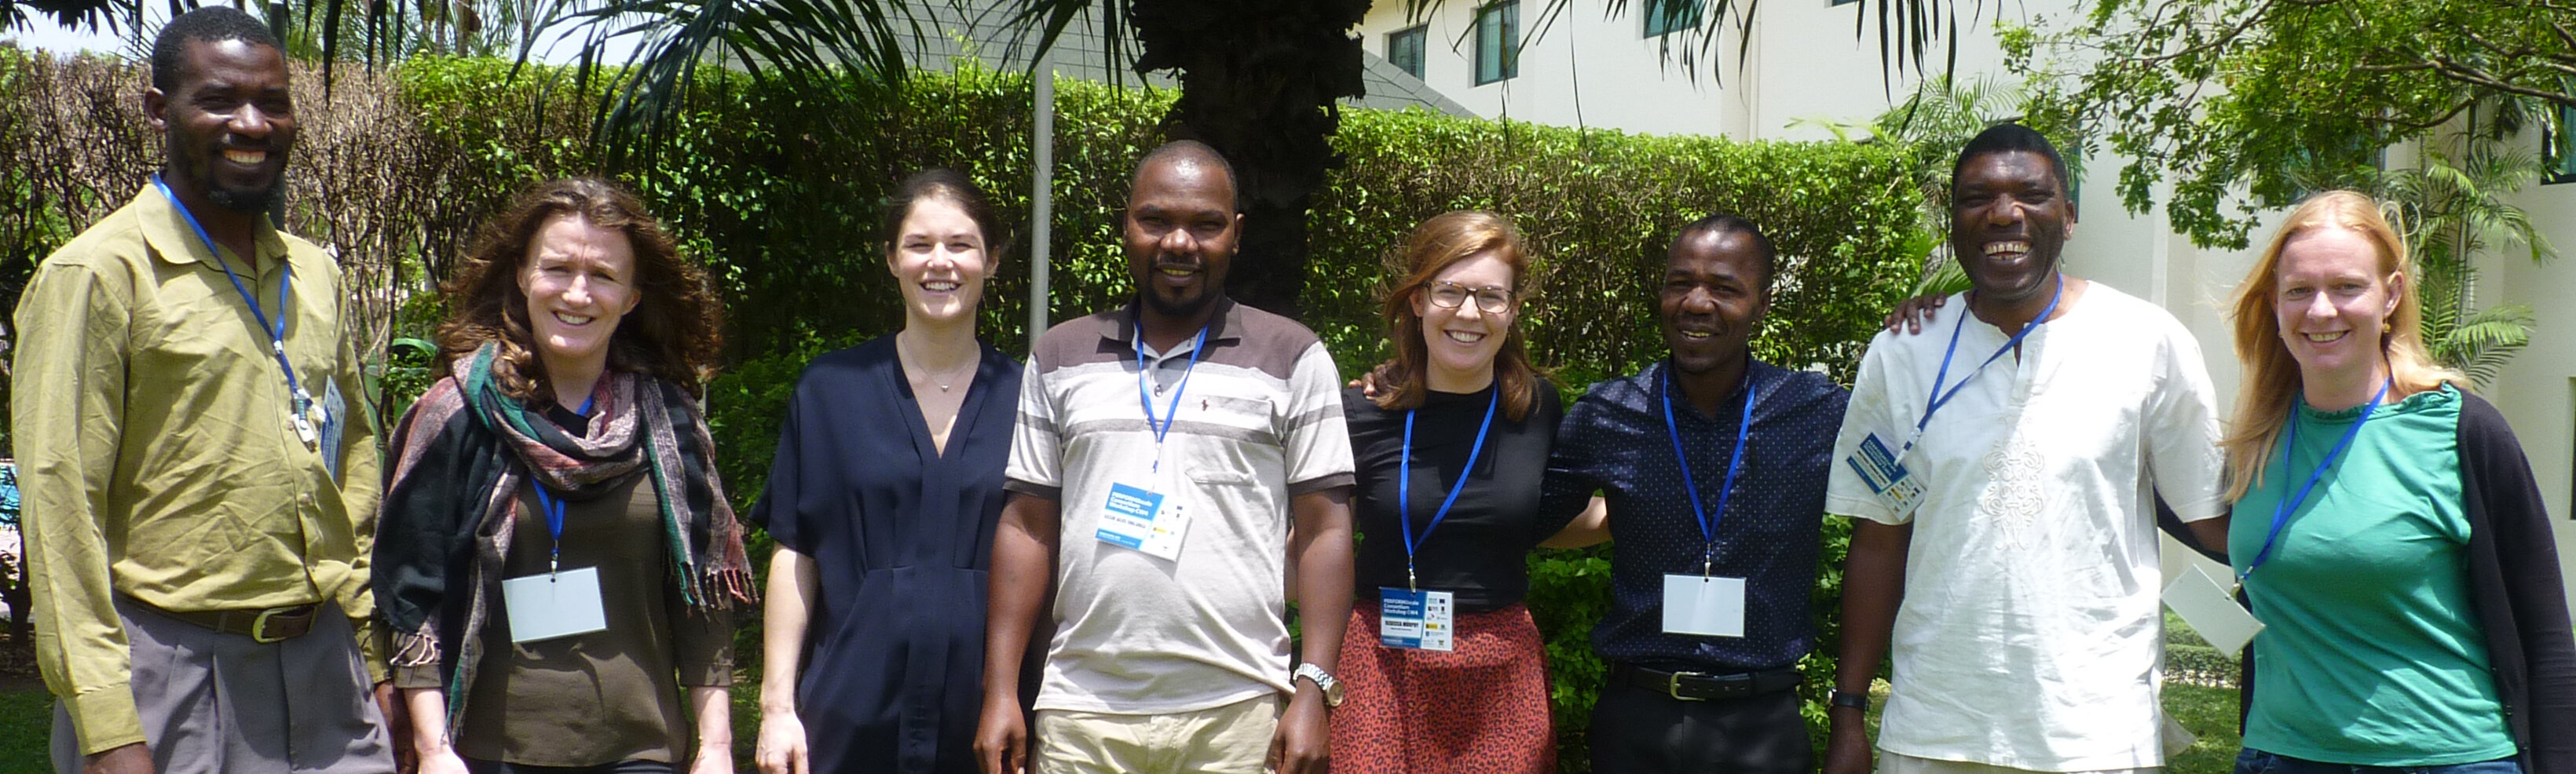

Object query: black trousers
[1586,679,1813,774]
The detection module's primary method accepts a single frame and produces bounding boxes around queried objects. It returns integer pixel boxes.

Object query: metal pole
[1029,46,1056,348]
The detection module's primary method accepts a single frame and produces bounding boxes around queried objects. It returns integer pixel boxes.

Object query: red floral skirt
[1328,601,1555,774]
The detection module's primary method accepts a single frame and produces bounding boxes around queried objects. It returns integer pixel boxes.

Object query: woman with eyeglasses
[1330,211,1591,774]
[2220,191,2573,774]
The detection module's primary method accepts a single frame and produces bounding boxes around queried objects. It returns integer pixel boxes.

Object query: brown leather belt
[1612,663,1803,702]
[137,599,320,644]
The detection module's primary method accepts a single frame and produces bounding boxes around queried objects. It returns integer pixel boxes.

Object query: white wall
[1358,2,1750,136]
[1744,0,2029,141]
[1356,0,2081,141]
[2492,167,2576,604]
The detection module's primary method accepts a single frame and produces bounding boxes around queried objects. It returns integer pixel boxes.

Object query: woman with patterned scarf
[375,177,754,774]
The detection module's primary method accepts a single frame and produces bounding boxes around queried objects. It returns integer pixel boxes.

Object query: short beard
[168,126,284,214]
[1143,287,1216,319]
[207,184,280,214]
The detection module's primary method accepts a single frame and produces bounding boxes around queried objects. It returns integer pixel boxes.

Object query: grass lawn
[2166,681,2245,774]
[3,663,2247,774]
[2,685,52,774]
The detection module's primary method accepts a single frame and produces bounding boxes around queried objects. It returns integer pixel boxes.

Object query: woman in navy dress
[750,170,1019,774]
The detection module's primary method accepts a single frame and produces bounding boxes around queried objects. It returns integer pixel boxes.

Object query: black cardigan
[2237,392,2576,774]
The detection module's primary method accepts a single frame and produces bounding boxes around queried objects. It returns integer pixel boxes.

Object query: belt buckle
[1666,670,1707,702]
[249,608,296,644]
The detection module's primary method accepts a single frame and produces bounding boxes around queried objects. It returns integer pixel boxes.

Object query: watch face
[1296,665,1343,706]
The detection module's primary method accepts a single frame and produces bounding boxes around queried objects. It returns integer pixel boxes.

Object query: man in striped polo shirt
[975,141,1357,774]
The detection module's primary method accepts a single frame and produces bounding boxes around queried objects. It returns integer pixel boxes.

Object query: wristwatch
[1292,663,1345,708]
[1828,687,1871,711]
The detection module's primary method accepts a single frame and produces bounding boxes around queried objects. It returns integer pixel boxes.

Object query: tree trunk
[1132,0,1370,321]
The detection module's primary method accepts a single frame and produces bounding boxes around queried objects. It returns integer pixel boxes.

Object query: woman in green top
[2219,190,2574,774]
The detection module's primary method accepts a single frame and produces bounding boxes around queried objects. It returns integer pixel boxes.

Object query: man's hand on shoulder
[1267,688,1330,774]
[85,743,154,774]
[1882,293,1948,335]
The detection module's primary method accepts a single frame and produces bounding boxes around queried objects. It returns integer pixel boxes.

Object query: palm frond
[2431,303,2534,389]
[536,0,953,164]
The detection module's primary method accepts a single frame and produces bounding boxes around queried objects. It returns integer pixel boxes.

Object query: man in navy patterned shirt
[1540,214,1851,774]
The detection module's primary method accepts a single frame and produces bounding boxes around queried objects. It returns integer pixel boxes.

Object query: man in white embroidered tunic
[1819,124,2229,774]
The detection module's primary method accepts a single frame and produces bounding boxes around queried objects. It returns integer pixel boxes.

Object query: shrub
[7,51,1930,770]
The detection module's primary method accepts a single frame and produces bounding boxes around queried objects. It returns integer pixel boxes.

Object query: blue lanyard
[1135,322,1210,475]
[2237,380,2391,586]
[1910,277,2063,442]
[1663,365,1757,575]
[152,176,304,404]
[535,393,598,573]
[1396,389,1499,591]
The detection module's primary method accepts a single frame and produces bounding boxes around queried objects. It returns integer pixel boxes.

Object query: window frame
[1474,0,1520,86]
[1386,24,1428,80]
[2546,104,2576,185]
[1643,0,1701,38]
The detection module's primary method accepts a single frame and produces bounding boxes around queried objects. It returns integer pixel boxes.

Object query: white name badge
[317,377,347,484]
[1662,574,1747,637]
[1096,481,1190,561]
[2161,564,2264,655]
[500,567,608,644]
[1377,587,1454,651]
[1843,432,1927,519]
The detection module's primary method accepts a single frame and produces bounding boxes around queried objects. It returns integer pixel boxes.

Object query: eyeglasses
[1422,280,1515,314]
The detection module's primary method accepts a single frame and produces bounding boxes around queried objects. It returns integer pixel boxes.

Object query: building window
[1831,0,1860,5]
[2548,104,2576,185]
[1644,0,1700,37]
[1387,25,1426,80]
[1475,1,1519,86]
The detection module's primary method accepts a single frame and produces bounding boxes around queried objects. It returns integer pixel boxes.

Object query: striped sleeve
[1004,358,1063,499]
[1279,341,1355,495]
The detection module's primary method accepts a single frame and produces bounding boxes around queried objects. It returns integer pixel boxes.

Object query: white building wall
[1356,0,2576,599]
[1358,2,1750,136]
[2493,171,2576,596]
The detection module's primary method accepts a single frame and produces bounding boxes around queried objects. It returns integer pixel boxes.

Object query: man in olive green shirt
[14,8,397,774]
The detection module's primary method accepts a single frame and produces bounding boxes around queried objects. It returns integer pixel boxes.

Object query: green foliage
[1315,111,1927,387]
[7,53,1930,772]
[2162,610,2240,688]
[392,54,1926,503]
[1523,544,1613,763]
[395,60,1927,771]
[2011,1,2560,386]
[2012,0,2576,250]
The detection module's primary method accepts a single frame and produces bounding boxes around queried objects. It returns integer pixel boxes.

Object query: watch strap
[1828,688,1871,710]
[1292,663,1344,707]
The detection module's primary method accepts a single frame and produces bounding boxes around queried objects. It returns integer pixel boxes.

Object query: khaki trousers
[1034,693,1281,774]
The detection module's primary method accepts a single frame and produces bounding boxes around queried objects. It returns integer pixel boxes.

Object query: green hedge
[5,52,1933,771]
[395,57,1926,768]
